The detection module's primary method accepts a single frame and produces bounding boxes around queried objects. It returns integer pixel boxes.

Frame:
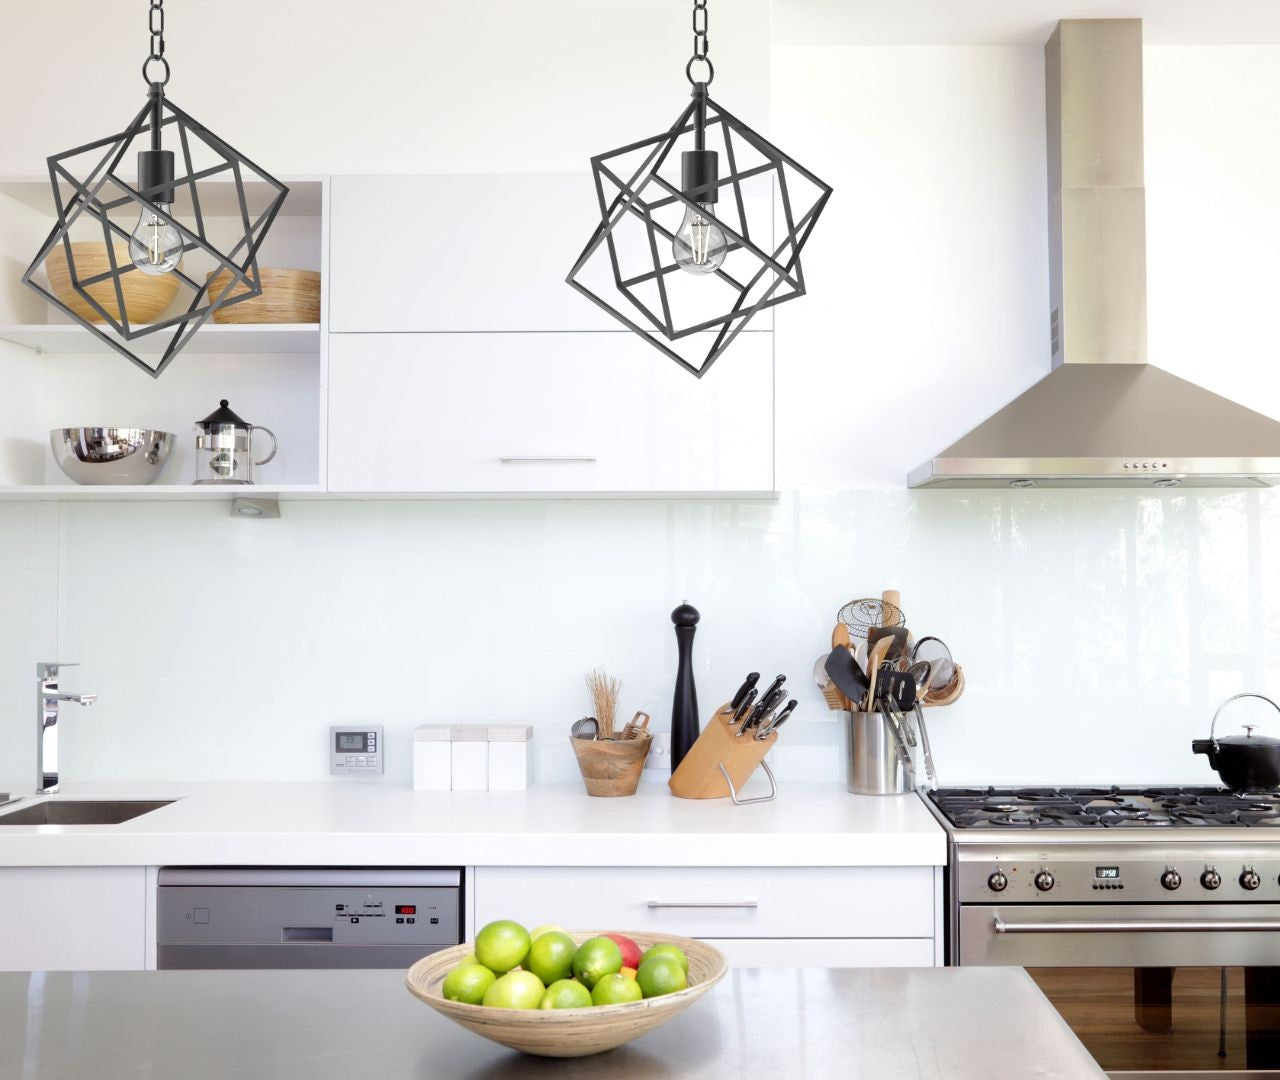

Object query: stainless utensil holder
[843,710,915,795]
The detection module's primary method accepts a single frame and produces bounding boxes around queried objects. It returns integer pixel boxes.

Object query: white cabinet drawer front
[473,866,934,940]
[329,174,618,333]
[0,867,146,971]
[702,937,935,968]
[327,333,773,493]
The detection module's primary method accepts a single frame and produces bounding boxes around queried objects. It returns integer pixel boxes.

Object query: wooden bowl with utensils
[46,242,180,324]
[405,931,727,1058]
[206,268,320,324]
[570,734,651,797]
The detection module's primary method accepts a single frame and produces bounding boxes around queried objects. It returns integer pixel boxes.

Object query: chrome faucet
[37,662,97,795]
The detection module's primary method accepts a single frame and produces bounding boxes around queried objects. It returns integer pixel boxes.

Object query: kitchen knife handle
[730,672,760,711]
[646,900,759,910]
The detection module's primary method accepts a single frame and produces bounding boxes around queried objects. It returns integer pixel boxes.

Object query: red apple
[604,933,643,970]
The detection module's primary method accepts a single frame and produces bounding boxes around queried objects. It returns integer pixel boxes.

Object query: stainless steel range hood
[909,19,1280,490]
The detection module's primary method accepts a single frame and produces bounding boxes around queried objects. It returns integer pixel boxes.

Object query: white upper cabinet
[329,174,620,333]
[329,173,776,336]
[327,332,773,494]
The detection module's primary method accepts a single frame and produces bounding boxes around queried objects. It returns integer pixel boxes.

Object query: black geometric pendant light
[566,0,832,378]
[21,0,288,378]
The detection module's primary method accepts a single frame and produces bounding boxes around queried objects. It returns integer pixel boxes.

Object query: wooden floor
[1029,968,1248,1072]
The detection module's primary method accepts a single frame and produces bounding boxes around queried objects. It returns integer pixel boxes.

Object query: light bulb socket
[137,150,175,206]
[681,149,719,205]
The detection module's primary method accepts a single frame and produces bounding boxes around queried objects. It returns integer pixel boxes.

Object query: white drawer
[702,937,936,968]
[473,866,935,941]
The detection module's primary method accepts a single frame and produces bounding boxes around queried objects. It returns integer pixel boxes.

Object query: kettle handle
[1207,693,1280,750]
[250,426,277,467]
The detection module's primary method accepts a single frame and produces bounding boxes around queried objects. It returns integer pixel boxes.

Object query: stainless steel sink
[0,799,175,825]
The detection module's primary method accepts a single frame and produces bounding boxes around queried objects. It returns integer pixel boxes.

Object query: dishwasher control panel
[330,725,383,775]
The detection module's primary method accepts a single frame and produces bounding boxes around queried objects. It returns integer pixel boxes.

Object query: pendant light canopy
[567,0,832,378]
[22,0,288,378]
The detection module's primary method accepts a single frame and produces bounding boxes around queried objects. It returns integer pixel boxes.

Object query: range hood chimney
[909,19,1280,489]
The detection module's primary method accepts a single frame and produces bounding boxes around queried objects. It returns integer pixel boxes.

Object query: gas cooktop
[928,786,1280,830]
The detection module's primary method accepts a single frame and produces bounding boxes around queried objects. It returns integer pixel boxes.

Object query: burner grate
[929,786,1280,830]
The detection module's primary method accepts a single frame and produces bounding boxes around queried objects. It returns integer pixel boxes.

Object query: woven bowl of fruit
[405,922,727,1058]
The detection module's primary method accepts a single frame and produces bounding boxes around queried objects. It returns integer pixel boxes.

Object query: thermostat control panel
[330,725,384,776]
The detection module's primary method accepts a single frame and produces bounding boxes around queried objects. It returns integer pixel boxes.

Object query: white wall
[2,6,1280,790]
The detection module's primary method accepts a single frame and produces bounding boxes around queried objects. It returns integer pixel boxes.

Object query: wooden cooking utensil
[864,635,896,713]
[815,654,848,711]
[881,590,901,627]
[832,622,852,650]
[623,712,651,740]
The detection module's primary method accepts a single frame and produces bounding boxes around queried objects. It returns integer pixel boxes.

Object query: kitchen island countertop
[0,780,945,867]
[0,965,1105,1079]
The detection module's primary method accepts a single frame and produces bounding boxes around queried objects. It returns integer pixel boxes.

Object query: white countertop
[0,781,946,868]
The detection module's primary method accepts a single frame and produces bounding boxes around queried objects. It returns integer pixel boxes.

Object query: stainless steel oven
[927,787,1280,1077]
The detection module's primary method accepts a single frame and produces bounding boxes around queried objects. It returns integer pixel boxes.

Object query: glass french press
[193,399,277,485]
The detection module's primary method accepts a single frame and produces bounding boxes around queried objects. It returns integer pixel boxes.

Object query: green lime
[637,955,687,998]
[526,930,576,985]
[639,943,689,975]
[482,970,545,1009]
[572,936,623,989]
[539,979,593,1010]
[529,924,568,942]
[592,972,644,1006]
[442,962,496,1005]
[474,920,531,974]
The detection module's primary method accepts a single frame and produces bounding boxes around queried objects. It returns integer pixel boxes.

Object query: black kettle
[1192,693,1280,791]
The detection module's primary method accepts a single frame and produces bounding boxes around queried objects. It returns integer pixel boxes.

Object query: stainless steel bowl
[50,428,177,485]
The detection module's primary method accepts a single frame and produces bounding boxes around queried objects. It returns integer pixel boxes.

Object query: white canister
[413,725,453,791]
[450,726,489,791]
[488,725,532,790]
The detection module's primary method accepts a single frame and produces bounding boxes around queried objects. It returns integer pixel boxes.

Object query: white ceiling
[773,0,1280,46]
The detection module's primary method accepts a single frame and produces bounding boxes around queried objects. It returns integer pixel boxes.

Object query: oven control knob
[1161,869,1182,891]
[1200,869,1222,890]
[1034,871,1055,892]
[987,871,1008,892]
[1241,869,1261,891]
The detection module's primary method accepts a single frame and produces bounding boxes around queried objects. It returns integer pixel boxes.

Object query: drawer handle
[646,900,759,910]
[499,456,598,465]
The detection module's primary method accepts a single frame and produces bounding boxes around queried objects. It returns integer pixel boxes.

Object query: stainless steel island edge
[1,966,1104,1079]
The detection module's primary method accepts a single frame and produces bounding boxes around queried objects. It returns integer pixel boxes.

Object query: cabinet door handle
[646,900,759,910]
[499,456,598,465]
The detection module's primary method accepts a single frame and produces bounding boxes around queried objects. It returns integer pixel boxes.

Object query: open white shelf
[0,322,320,356]
[0,483,324,502]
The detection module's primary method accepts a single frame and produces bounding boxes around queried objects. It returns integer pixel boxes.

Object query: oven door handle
[994,916,1280,935]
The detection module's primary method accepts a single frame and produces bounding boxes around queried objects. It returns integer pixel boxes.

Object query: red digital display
[396,905,416,915]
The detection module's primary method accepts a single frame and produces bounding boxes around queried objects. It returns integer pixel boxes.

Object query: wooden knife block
[668,703,778,799]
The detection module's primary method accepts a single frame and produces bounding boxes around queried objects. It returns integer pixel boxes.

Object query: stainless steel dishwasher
[157,867,463,969]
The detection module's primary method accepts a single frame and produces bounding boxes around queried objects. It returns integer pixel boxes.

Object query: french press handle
[250,425,278,467]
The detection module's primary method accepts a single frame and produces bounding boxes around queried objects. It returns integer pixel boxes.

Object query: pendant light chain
[143,0,171,87]
[686,0,714,86]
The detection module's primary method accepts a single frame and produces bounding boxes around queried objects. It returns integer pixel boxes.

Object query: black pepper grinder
[670,602,700,772]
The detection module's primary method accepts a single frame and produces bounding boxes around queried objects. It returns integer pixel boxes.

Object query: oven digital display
[335,732,367,751]
[1095,866,1120,879]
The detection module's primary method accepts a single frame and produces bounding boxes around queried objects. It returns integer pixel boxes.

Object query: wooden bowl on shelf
[571,733,651,796]
[405,932,727,1058]
[206,268,320,324]
[46,242,180,324]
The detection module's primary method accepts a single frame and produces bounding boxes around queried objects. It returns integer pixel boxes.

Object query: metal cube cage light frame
[22,91,288,378]
[567,90,832,379]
